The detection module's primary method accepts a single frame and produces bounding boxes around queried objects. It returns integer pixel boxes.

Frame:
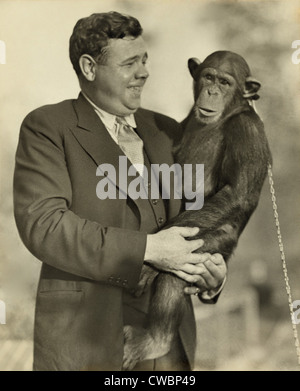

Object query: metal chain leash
[268,163,300,367]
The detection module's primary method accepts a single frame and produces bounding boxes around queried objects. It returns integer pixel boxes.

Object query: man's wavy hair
[69,11,143,75]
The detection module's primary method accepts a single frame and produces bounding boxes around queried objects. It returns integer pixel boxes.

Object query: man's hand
[183,253,227,295]
[144,226,208,283]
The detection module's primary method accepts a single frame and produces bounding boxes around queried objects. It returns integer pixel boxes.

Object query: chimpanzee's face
[193,67,237,125]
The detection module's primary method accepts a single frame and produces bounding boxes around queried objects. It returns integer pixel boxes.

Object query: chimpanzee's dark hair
[69,11,143,75]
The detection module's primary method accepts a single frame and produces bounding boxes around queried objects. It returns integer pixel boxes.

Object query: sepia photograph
[0,0,300,373]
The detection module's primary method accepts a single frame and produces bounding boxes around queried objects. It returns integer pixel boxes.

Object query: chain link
[268,163,300,367]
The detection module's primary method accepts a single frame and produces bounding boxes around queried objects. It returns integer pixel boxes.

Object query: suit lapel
[72,93,122,173]
[71,93,136,198]
[70,94,181,219]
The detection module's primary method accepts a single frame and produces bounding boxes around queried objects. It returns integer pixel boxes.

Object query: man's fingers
[180,263,206,275]
[185,252,210,264]
[172,270,202,284]
[196,275,209,290]
[188,238,204,252]
[177,254,227,291]
[202,261,227,286]
[176,226,200,238]
[197,260,226,288]
[210,253,225,265]
[184,286,201,295]
[204,259,226,280]
[183,281,212,295]
[194,252,212,264]
[197,268,216,288]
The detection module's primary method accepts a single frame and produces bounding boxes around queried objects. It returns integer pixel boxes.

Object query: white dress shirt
[82,92,137,143]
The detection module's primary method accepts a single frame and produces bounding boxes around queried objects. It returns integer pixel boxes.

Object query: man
[13,11,226,371]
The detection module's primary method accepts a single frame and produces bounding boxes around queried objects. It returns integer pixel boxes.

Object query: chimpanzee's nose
[208,86,219,96]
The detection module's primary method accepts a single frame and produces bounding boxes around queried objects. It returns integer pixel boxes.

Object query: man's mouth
[128,85,144,95]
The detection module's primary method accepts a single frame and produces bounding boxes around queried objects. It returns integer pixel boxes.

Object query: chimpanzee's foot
[131,266,159,297]
[122,325,171,370]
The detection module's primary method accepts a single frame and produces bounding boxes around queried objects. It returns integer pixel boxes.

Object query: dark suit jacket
[13,93,197,371]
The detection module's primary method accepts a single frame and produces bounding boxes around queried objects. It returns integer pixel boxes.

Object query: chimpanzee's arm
[170,111,271,260]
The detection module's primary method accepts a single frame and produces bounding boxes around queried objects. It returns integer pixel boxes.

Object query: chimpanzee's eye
[205,74,213,81]
[220,78,230,86]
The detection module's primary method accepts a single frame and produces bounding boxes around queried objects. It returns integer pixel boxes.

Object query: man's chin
[125,101,141,113]
[125,90,142,109]
[116,105,139,117]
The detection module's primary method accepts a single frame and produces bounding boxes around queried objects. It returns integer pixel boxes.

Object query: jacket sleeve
[13,107,146,289]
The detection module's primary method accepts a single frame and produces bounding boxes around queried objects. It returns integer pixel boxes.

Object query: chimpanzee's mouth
[198,107,218,117]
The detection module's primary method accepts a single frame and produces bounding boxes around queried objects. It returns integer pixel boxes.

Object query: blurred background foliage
[0,0,299,370]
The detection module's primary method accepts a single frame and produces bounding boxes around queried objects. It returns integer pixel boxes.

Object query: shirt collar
[81,92,137,132]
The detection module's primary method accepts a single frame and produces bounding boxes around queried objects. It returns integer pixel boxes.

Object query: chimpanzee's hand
[183,253,227,295]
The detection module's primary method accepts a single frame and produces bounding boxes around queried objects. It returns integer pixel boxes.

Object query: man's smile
[127,85,144,97]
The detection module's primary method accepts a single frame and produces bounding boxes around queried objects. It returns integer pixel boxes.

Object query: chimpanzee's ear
[188,58,202,80]
[243,77,261,100]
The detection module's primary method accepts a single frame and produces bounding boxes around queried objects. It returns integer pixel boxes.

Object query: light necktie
[116,116,144,176]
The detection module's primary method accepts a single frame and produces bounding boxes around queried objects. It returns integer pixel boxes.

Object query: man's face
[92,36,149,116]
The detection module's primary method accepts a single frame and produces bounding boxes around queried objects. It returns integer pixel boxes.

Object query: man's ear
[79,54,97,81]
[188,57,201,80]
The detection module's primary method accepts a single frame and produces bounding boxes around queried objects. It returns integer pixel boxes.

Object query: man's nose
[136,62,149,79]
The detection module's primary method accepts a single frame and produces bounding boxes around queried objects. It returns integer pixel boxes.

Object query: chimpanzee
[122,51,272,370]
